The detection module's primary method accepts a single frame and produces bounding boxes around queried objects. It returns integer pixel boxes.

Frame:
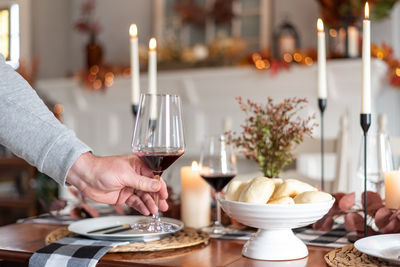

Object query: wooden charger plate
[45,226,210,253]
[325,244,394,267]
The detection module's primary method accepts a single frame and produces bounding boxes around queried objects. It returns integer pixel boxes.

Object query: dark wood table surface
[0,222,331,266]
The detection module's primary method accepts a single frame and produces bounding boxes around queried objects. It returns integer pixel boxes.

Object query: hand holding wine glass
[132,93,185,232]
[66,153,169,215]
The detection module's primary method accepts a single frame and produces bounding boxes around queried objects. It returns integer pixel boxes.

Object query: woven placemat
[325,244,395,267]
[45,227,209,253]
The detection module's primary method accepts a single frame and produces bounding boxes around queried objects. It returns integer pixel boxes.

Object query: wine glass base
[131,216,178,233]
[201,221,235,235]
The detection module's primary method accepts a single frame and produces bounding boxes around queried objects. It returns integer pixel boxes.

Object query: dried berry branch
[229,97,316,178]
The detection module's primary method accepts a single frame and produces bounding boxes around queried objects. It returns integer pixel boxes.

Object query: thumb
[125,174,161,192]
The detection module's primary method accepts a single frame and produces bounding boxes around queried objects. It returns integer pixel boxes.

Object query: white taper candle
[317,18,327,99]
[148,38,157,95]
[362,2,371,114]
[148,38,157,119]
[129,24,140,105]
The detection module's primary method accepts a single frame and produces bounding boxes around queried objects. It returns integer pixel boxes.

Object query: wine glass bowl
[132,93,185,233]
[199,134,237,234]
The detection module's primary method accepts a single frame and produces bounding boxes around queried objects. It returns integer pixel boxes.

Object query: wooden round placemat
[45,227,210,253]
[325,244,394,267]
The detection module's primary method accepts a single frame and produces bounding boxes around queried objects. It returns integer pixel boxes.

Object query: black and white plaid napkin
[29,237,128,267]
[294,224,350,248]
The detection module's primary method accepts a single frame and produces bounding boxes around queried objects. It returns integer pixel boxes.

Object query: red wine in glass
[200,174,236,192]
[135,150,184,175]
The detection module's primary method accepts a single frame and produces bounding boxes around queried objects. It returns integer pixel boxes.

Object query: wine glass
[357,133,394,197]
[199,134,237,234]
[132,93,185,232]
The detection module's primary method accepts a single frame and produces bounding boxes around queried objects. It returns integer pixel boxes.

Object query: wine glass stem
[216,192,222,225]
[152,175,161,221]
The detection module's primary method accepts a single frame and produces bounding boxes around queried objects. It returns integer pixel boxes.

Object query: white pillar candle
[129,24,140,106]
[385,171,400,209]
[317,18,327,99]
[362,3,371,114]
[181,162,211,228]
[347,26,359,58]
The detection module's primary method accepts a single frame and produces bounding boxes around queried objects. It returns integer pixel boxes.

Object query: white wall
[32,0,71,78]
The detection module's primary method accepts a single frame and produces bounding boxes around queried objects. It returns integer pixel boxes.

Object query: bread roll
[238,177,275,203]
[267,196,295,205]
[270,178,283,186]
[270,179,317,201]
[294,191,332,204]
[225,180,248,201]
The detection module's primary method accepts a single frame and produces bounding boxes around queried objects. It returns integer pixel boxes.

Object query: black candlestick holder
[132,104,139,117]
[360,113,371,237]
[318,98,327,191]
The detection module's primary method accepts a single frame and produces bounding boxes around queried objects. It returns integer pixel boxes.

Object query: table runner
[211,224,350,248]
[29,237,127,267]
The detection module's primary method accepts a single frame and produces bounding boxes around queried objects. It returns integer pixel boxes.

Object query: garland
[249,43,400,88]
[371,43,400,87]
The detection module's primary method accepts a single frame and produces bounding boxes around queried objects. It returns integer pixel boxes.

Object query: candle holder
[318,98,327,191]
[132,104,139,117]
[360,113,371,237]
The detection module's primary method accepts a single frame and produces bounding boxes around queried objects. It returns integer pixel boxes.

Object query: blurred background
[1,0,400,225]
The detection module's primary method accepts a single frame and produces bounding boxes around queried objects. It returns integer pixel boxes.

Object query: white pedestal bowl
[219,197,335,261]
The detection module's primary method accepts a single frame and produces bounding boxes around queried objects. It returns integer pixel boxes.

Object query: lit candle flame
[317,18,324,32]
[149,38,157,51]
[191,161,201,171]
[129,24,137,38]
[365,2,369,19]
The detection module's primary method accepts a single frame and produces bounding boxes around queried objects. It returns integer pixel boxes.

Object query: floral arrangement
[229,97,316,178]
[317,0,398,27]
[74,0,101,36]
[314,191,400,239]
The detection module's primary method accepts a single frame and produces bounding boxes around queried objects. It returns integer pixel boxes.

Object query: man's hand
[66,152,168,215]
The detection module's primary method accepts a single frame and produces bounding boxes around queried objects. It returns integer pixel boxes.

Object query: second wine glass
[200,134,237,234]
[132,93,185,232]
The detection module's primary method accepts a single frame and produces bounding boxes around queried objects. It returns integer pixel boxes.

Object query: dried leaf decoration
[314,191,400,237]
[313,214,334,231]
[338,192,355,212]
[375,207,400,234]
[361,191,384,216]
[344,212,364,232]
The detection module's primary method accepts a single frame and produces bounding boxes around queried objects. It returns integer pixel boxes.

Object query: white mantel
[36,58,389,193]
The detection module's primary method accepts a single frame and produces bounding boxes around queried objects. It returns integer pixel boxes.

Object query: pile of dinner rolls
[225,177,332,204]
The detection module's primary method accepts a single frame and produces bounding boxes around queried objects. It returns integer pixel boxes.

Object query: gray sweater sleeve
[0,54,91,185]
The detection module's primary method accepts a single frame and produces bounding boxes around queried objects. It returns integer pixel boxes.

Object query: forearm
[0,55,91,185]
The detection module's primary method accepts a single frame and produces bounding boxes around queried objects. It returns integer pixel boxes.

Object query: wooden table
[0,222,331,266]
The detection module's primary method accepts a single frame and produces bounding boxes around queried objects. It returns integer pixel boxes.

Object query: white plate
[68,216,184,241]
[355,234,400,265]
